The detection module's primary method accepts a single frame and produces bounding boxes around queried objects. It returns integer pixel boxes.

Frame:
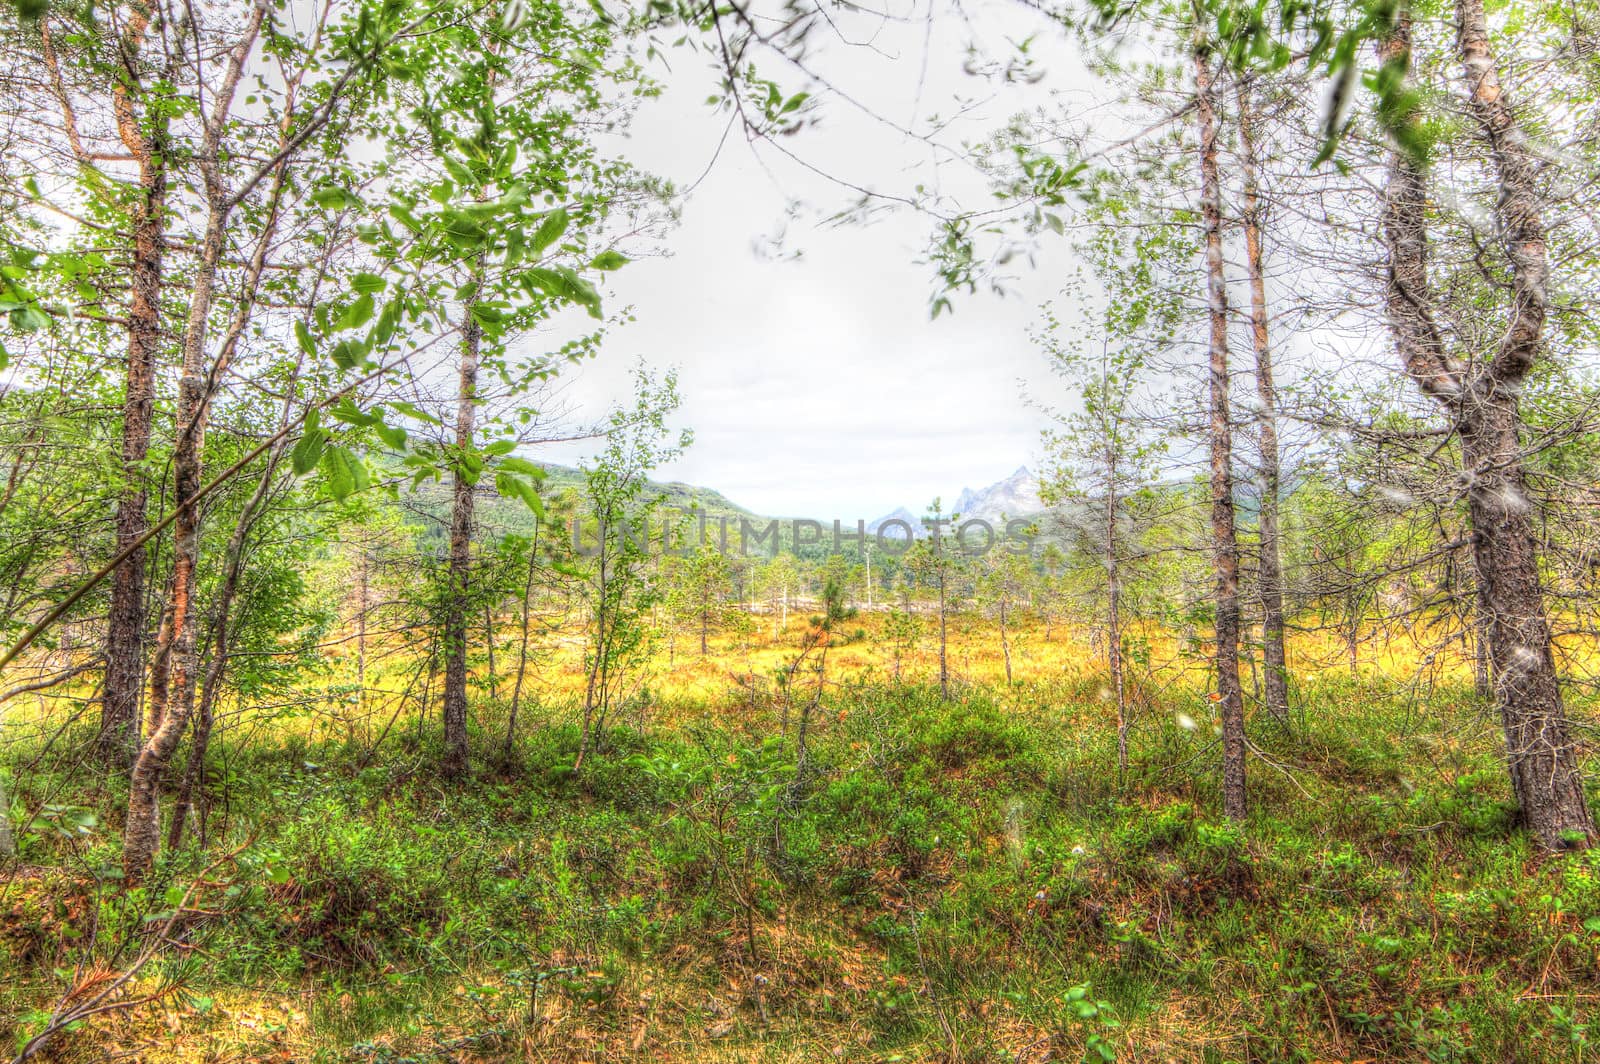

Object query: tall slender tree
[1194,29,1248,822]
[1234,74,1290,726]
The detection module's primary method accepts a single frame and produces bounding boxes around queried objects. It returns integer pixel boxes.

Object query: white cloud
[534,2,1093,517]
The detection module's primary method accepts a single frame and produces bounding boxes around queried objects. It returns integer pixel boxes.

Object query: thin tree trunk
[167,450,275,851]
[503,526,538,762]
[1379,8,1593,848]
[1107,463,1127,777]
[146,590,175,735]
[0,775,12,856]
[937,568,949,699]
[793,640,828,794]
[1473,571,1493,698]
[484,603,498,700]
[357,546,369,715]
[441,263,484,779]
[417,653,437,744]
[1195,40,1247,822]
[998,597,1013,685]
[575,525,607,773]
[1235,74,1290,726]
[99,2,167,767]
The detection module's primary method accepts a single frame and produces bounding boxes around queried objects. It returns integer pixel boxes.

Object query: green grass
[4,677,1599,1062]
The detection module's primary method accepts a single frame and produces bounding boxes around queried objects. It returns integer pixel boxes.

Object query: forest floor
[5,628,1600,1062]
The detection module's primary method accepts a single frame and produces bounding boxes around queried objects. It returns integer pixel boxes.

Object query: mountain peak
[868,506,920,536]
[952,466,1043,521]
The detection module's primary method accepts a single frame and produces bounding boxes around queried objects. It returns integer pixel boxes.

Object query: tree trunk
[792,640,828,795]
[1378,7,1594,848]
[504,525,538,762]
[1107,463,1127,777]
[442,277,483,779]
[484,604,498,700]
[357,545,369,715]
[998,597,1013,685]
[937,569,949,700]
[100,2,167,767]
[122,0,267,883]
[1195,42,1247,822]
[1234,74,1289,726]
[575,525,607,773]
[124,216,225,881]
[0,774,12,856]
[146,586,175,735]
[167,452,262,852]
[1462,406,1592,845]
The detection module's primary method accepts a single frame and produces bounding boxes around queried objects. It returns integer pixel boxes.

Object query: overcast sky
[532,0,1097,519]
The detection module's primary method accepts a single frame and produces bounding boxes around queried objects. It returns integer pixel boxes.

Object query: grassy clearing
[5,663,1600,1062]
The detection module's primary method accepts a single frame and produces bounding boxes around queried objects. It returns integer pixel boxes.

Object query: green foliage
[6,679,1600,1058]
[569,366,689,749]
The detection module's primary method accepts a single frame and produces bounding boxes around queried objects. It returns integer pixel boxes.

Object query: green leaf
[9,305,49,331]
[522,267,601,317]
[311,187,358,211]
[329,339,365,371]
[389,204,423,233]
[497,456,544,479]
[351,272,387,294]
[329,399,378,427]
[372,300,400,346]
[336,293,375,332]
[389,400,442,426]
[291,429,326,475]
[531,208,569,254]
[294,320,316,357]
[567,275,602,318]
[442,212,487,250]
[322,446,360,500]
[590,249,627,271]
[496,473,545,518]
[375,422,408,450]
[469,303,504,326]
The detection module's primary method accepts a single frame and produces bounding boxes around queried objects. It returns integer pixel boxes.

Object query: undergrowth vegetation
[6,676,1599,1062]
